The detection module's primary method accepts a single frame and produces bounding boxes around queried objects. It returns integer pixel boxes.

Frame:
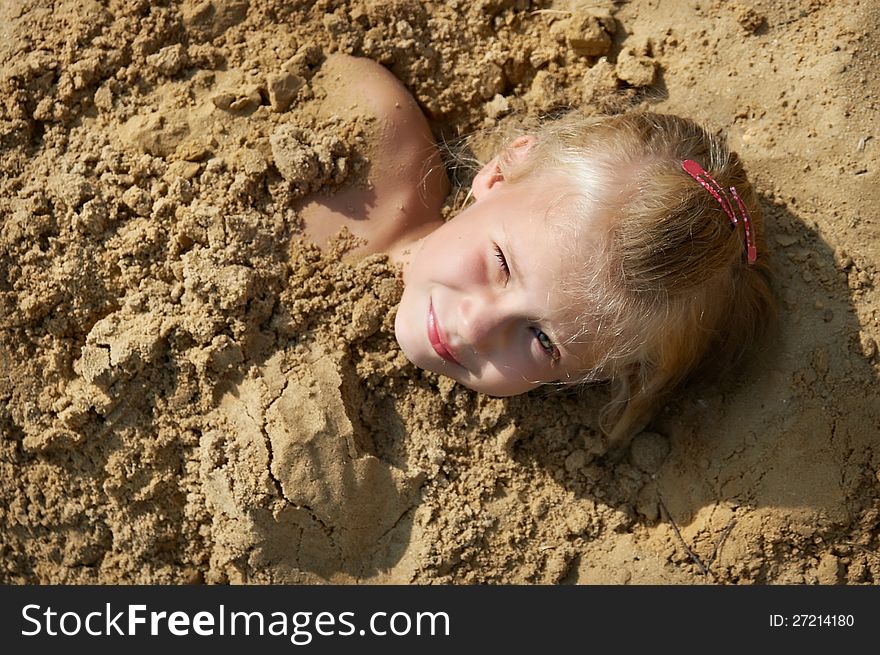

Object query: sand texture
[1,0,879,584]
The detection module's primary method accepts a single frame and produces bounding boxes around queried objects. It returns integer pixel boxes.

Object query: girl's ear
[470,135,536,200]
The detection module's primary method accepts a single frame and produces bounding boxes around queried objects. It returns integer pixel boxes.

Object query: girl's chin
[393,313,428,371]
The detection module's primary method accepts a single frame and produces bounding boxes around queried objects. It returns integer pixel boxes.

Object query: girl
[298,54,774,447]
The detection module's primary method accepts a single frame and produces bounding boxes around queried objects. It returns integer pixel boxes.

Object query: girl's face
[394,164,602,396]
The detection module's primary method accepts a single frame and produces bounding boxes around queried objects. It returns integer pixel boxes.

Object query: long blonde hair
[498,111,775,446]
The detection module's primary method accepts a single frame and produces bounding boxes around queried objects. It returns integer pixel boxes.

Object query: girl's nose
[456,293,509,354]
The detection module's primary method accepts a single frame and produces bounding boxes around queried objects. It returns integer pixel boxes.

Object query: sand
[1,0,878,584]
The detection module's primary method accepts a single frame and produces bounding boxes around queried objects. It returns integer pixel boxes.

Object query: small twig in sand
[529,9,572,16]
[658,497,738,579]
[658,496,709,576]
[705,518,737,571]
[529,1,628,16]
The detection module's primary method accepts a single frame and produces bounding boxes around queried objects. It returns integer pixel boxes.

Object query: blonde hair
[497,111,775,447]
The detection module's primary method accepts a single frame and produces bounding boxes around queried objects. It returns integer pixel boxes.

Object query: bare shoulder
[318,54,419,121]
[297,55,449,258]
[313,54,442,175]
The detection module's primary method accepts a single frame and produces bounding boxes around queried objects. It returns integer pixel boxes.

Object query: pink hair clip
[681,159,757,264]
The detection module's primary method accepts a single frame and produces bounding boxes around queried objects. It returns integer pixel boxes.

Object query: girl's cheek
[500,344,540,381]
[525,342,556,380]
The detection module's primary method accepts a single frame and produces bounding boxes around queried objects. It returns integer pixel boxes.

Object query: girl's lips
[427,301,462,366]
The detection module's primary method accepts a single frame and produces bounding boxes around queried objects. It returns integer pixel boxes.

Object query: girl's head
[395,111,773,443]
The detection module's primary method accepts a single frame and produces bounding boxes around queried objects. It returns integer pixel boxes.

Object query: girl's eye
[493,244,510,278]
[533,328,559,362]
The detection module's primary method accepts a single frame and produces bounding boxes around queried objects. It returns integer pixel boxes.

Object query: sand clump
[1,0,879,584]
